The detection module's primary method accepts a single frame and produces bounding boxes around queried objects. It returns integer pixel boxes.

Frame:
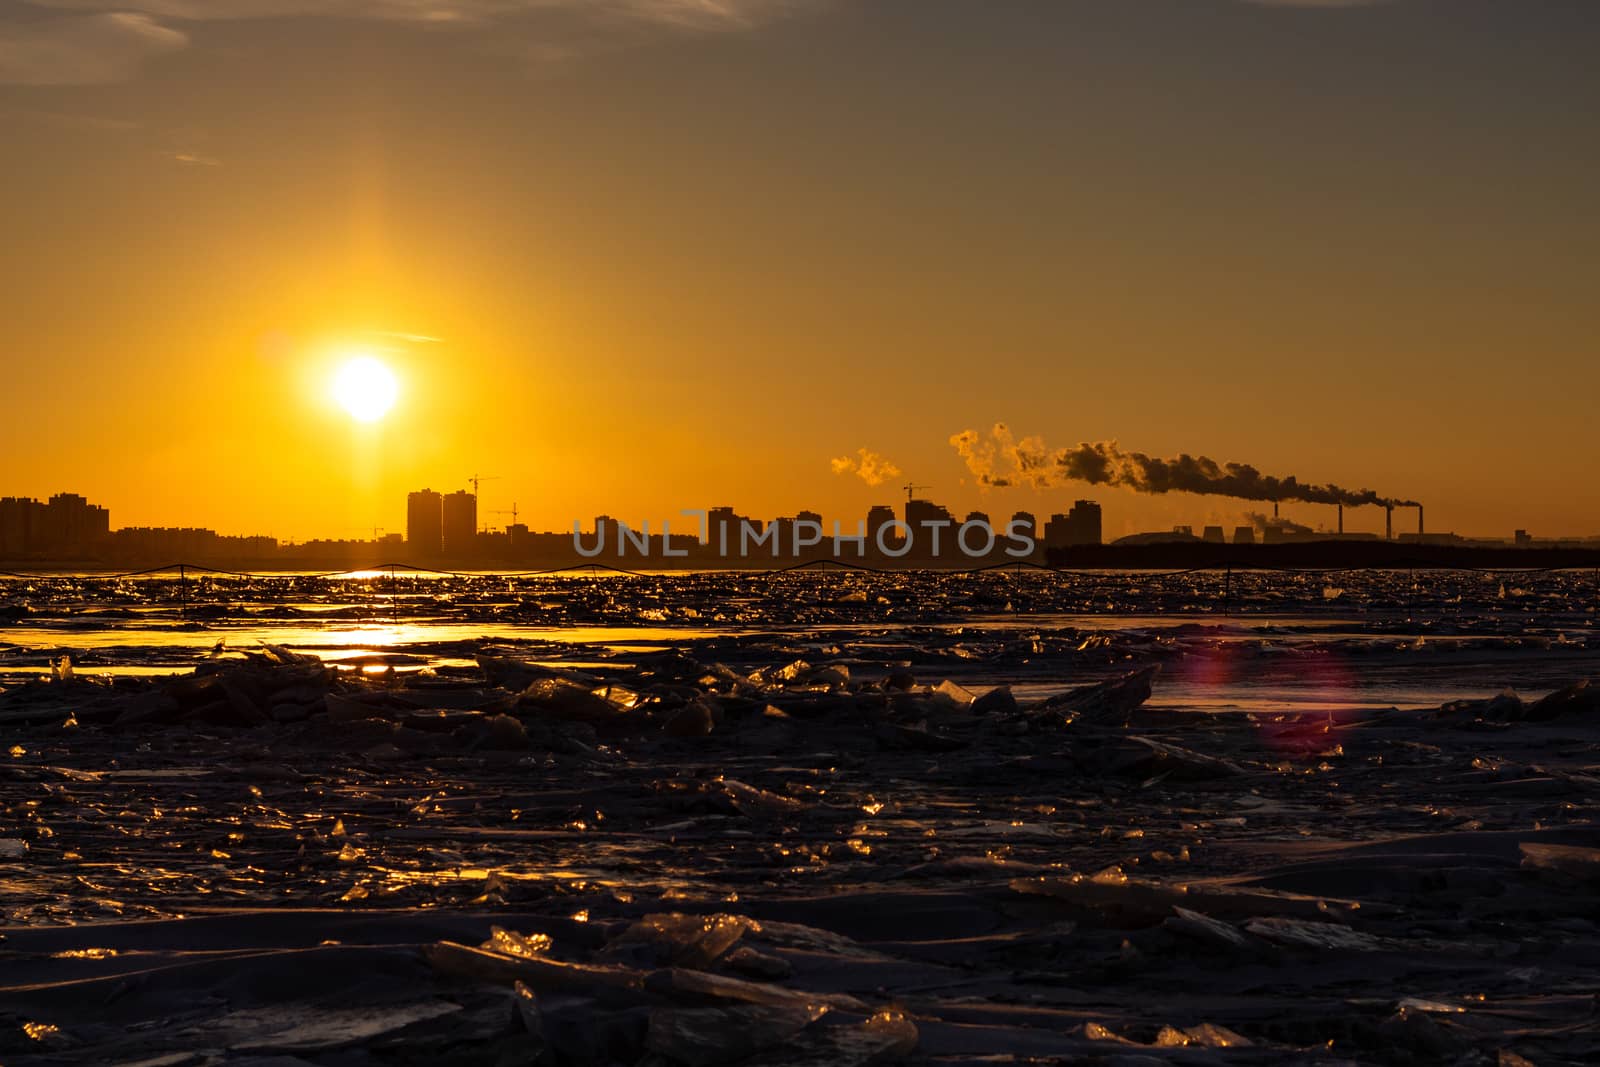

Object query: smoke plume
[831,448,902,487]
[1244,511,1313,535]
[950,424,1418,508]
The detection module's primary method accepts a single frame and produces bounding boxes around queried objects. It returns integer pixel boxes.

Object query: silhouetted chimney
[1337,503,1343,536]
[1418,505,1424,536]
[1385,505,1393,541]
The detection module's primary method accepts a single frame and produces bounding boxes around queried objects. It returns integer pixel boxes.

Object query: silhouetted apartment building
[904,498,953,528]
[1042,514,1070,548]
[1010,511,1039,543]
[866,505,899,547]
[110,527,276,562]
[706,507,763,555]
[765,510,827,557]
[1070,500,1103,545]
[278,533,398,565]
[901,499,953,556]
[47,494,110,545]
[442,490,477,556]
[0,492,110,557]
[1044,500,1102,548]
[570,515,694,558]
[594,515,629,549]
[407,489,444,557]
[0,497,35,556]
[766,515,794,554]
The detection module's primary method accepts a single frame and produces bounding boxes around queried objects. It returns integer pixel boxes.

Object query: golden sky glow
[0,2,1596,542]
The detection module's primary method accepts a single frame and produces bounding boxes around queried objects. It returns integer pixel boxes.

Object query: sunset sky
[2,0,1595,542]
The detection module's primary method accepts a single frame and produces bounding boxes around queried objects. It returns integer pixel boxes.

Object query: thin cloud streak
[5,0,823,84]
[3,1,1430,85]
[0,13,185,86]
[3,105,143,130]
[1243,1,1395,7]
[23,1,816,27]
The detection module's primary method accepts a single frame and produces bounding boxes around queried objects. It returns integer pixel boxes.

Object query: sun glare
[331,356,399,423]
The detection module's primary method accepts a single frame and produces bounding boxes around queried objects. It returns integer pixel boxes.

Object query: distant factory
[1113,498,1451,547]
[8,483,1600,570]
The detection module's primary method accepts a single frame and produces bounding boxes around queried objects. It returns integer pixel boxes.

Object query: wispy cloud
[19,0,1405,21]
[173,150,220,165]
[2,0,1417,87]
[373,331,444,344]
[0,13,186,86]
[5,1,820,85]
[22,1,812,27]
[1239,0,1397,7]
[3,105,143,130]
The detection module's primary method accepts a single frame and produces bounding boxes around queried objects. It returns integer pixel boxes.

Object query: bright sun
[331,356,399,423]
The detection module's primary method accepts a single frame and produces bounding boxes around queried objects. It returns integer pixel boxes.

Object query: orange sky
[1,1,1596,542]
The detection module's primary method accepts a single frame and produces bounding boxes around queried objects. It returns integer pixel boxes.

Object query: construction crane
[489,503,520,529]
[902,483,932,503]
[466,474,500,497]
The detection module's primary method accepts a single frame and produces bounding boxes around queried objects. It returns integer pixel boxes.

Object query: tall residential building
[442,490,477,556]
[0,493,110,556]
[904,498,954,529]
[1044,499,1103,548]
[42,493,110,547]
[407,489,444,557]
[903,498,956,557]
[1042,514,1070,548]
[0,497,39,556]
[866,505,898,545]
[706,506,762,554]
[1067,500,1103,546]
[768,509,826,556]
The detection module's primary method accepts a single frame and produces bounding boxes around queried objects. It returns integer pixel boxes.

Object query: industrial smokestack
[1385,505,1393,541]
[949,425,1421,513]
[1337,503,1343,536]
[1273,501,1279,519]
[1418,505,1424,536]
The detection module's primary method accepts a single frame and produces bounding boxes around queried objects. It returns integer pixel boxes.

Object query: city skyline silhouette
[7,480,1599,572]
[3,2,1597,540]
[5,5,1600,1061]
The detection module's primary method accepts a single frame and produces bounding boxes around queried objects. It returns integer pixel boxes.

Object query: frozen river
[2,568,1595,711]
